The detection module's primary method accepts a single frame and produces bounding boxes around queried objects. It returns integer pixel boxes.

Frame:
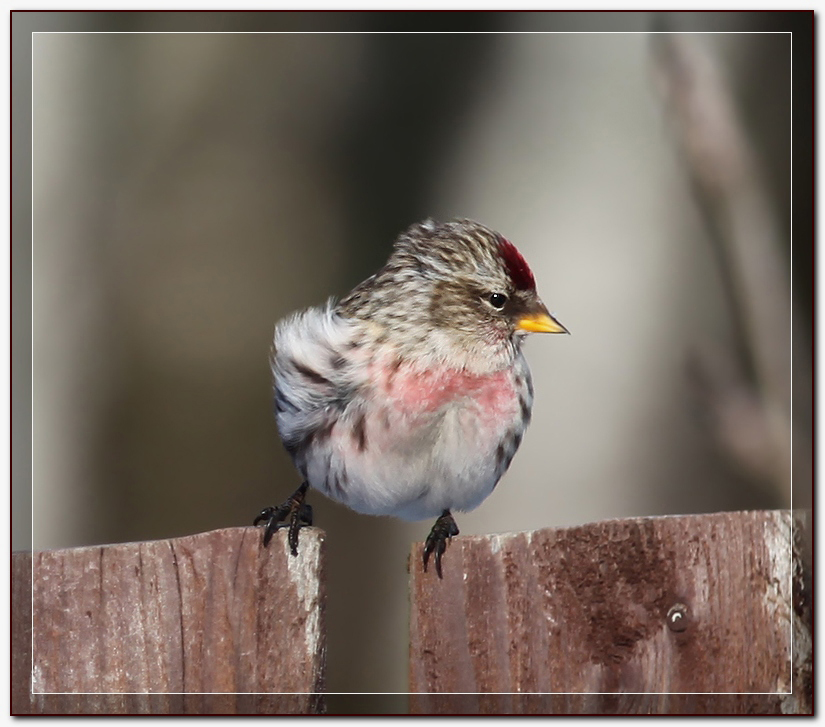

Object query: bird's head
[339,219,567,369]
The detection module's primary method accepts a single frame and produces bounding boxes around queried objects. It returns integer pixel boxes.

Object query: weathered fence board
[13,510,809,714]
[409,510,810,714]
[12,527,326,714]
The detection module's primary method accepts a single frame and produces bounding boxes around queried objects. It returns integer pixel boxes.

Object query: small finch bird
[255,219,567,577]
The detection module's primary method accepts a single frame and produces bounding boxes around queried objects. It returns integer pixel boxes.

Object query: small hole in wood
[667,603,689,632]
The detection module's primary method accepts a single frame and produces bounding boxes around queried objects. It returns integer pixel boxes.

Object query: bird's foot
[423,510,459,579]
[253,481,313,555]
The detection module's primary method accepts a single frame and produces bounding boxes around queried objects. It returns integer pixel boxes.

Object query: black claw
[253,506,273,528]
[254,482,311,554]
[254,505,285,547]
[264,510,282,548]
[423,510,460,579]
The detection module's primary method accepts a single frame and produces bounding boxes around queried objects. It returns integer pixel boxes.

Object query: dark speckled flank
[294,361,332,387]
[274,386,298,415]
[287,417,334,454]
[282,352,357,415]
[514,371,533,426]
[519,395,532,426]
[494,427,524,480]
[352,413,368,452]
[282,416,335,476]
[325,463,347,500]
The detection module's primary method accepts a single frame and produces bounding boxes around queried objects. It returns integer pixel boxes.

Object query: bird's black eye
[487,292,508,309]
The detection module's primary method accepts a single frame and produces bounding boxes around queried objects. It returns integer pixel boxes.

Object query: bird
[254,218,568,578]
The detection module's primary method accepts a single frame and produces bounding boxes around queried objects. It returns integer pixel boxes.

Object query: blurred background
[16,10,811,711]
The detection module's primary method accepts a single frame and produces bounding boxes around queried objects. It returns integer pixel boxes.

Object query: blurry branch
[685,344,780,489]
[650,32,808,506]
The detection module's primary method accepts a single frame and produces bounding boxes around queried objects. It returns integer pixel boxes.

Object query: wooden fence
[12,510,810,715]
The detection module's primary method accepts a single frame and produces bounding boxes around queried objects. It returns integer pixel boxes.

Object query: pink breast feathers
[379,359,519,419]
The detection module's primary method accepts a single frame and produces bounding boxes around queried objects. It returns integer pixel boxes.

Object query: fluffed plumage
[256,218,567,577]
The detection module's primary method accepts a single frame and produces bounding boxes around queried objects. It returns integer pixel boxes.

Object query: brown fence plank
[409,510,810,714]
[12,526,326,714]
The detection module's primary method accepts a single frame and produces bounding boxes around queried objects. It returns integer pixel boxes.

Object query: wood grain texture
[12,526,326,714]
[409,510,810,714]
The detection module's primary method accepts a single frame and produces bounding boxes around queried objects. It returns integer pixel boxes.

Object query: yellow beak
[516,310,569,334]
